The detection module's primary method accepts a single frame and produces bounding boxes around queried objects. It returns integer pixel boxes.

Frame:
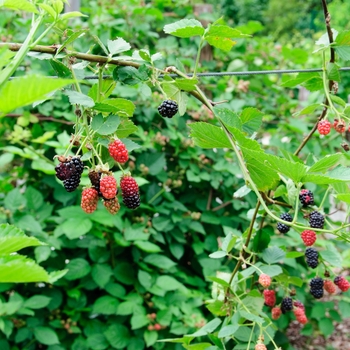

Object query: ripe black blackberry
[310,277,324,299]
[309,211,324,229]
[55,162,70,181]
[62,157,84,192]
[158,100,178,118]
[277,213,293,233]
[305,247,319,269]
[281,297,293,314]
[299,189,314,207]
[123,193,141,209]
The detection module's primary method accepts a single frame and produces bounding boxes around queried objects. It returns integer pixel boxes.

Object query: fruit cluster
[55,139,140,215]
[259,273,308,325]
[317,118,348,135]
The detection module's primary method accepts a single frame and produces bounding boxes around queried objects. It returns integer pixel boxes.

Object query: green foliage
[1,0,350,349]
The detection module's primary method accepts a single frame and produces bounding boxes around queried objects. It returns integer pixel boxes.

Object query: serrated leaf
[215,107,242,131]
[205,36,236,52]
[91,114,120,135]
[38,3,56,18]
[64,90,95,107]
[0,255,49,282]
[330,94,346,107]
[262,247,286,264]
[260,265,283,277]
[336,193,350,204]
[116,119,138,138]
[334,46,350,61]
[107,38,131,56]
[188,122,232,149]
[294,103,322,117]
[239,107,263,134]
[320,249,342,268]
[0,224,46,254]
[95,98,135,117]
[281,72,320,88]
[0,76,73,116]
[0,0,38,12]
[164,19,204,38]
[174,78,198,91]
[188,318,221,337]
[218,325,239,338]
[34,327,59,345]
[327,62,341,82]
[56,29,87,54]
[308,154,343,173]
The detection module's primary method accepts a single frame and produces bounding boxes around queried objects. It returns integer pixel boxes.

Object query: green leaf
[308,154,343,173]
[144,331,158,347]
[92,296,119,315]
[327,62,341,82]
[143,254,176,269]
[92,264,113,288]
[38,3,56,18]
[334,30,350,60]
[60,217,93,239]
[92,114,121,135]
[320,249,342,268]
[96,98,135,117]
[239,107,263,134]
[34,327,59,345]
[56,29,87,54]
[131,314,149,330]
[104,324,130,349]
[318,318,334,337]
[293,103,322,117]
[215,107,241,131]
[262,247,286,264]
[174,78,198,92]
[0,255,49,282]
[59,11,87,20]
[164,19,204,38]
[209,251,227,259]
[218,324,239,338]
[87,334,109,350]
[205,36,236,52]
[116,119,138,138]
[107,38,131,56]
[0,0,38,13]
[134,241,162,253]
[188,318,221,337]
[0,76,73,116]
[64,90,95,108]
[0,224,46,254]
[23,295,51,309]
[156,276,186,292]
[259,265,283,277]
[304,166,350,184]
[189,122,232,149]
[281,72,320,88]
[334,46,350,61]
[65,258,91,280]
[336,193,350,204]
[330,94,346,107]
[162,82,188,116]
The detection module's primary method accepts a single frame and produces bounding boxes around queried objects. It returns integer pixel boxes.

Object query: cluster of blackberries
[81,171,141,214]
[309,276,350,299]
[270,297,308,325]
[158,100,178,118]
[55,156,84,192]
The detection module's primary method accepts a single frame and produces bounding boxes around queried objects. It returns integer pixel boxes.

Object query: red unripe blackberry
[81,188,99,214]
[259,274,271,288]
[277,212,292,233]
[334,118,346,133]
[120,175,141,209]
[293,308,308,324]
[293,300,305,310]
[309,211,324,229]
[324,280,337,294]
[300,230,316,246]
[103,197,121,215]
[299,189,314,207]
[334,276,350,292]
[263,290,276,307]
[100,175,117,199]
[255,344,267,350]
[271,307,281,320]
[281,297,293,314]
[154,324,162,331]
[108,140,129,163]
[158,100,178,118]
[317,120,331,135]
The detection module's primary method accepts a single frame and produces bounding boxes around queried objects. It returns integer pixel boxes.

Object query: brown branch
[1,43,142,68]
[206,188,213,210]
[5,113,74,125]
[260,191,293,208]
[295,0,335,156]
